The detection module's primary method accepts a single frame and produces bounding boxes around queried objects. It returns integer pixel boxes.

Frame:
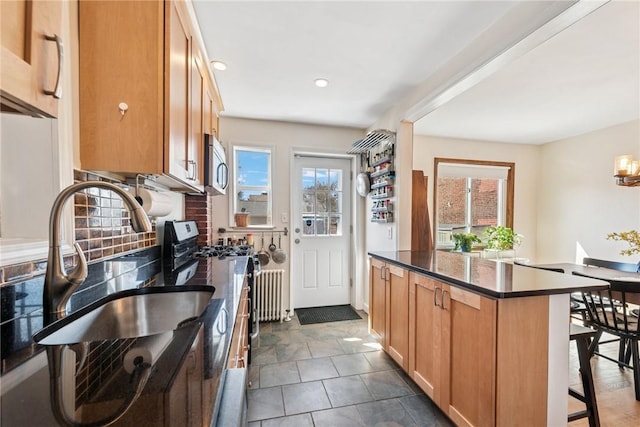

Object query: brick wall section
[185,194,212,247]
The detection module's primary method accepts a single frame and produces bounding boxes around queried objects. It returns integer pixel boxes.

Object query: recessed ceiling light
[211,60,227,71]
[314,78,329,88]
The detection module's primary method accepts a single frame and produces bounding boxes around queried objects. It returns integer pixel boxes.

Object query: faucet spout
[44,181,152,323]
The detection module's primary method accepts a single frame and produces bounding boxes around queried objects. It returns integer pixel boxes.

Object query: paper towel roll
[129,188,174,217]
[123,331,173,373]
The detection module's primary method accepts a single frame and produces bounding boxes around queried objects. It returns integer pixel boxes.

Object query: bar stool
[568,323,600,427]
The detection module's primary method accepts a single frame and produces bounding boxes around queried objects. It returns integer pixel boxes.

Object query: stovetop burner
[194,245,253,258]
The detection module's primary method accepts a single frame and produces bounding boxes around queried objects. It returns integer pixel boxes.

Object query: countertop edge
[368,251,610,298]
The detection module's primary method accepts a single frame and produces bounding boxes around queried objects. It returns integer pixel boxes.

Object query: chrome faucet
[44,181,152,322]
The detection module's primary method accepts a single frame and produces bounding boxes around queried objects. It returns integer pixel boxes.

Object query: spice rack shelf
[371,214,394,223]
[371,179,394,190]
[368,141,395,223]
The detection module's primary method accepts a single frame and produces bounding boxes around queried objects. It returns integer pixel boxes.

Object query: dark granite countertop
[0,248,248,426]
[369,250,608,298]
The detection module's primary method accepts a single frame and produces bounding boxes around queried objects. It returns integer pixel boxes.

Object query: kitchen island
[368,250,608,427]
[0,248,249,426]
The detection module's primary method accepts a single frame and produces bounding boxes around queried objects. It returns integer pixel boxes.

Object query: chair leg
[624,338,632,365]
[575,335,600,427]
[588,329,603,357]
[632,339,640,402]
[619,338,627,369]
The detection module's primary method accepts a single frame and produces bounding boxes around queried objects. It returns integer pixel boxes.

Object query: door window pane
[300,167,343,236]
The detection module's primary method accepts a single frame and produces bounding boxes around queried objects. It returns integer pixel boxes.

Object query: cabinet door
[442,285,497,427]
[387,264,409,370]
[79,0,164,173]
[1,0,62,117]
[204,85,215,135]
[189,49,205,186]
[369,258,386,343]
[166,329,204,426]
[166,1,191,184]
[409,273,441,402]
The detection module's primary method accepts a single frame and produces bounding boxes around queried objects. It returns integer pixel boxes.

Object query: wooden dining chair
[581,258,640,362]
[574,272,640,401]
[583,257,640,273]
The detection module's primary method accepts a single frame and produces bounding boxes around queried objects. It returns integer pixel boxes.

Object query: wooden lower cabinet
[409,272,496,427]
[369,258,387,343]
[407,271,549,427]
[369,258,409,370]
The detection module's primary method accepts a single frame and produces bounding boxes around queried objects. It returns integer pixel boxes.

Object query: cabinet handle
[434,286,441,307]
[187,160,197,180]
[44,34,63,99]
[441,290,449,311]
[380,266,386,280]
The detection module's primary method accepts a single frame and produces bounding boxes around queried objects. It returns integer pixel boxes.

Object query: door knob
[295,228,300,233]
[295,239,300,244]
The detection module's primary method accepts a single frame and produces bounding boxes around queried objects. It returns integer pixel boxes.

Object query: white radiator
[254,269,285,322]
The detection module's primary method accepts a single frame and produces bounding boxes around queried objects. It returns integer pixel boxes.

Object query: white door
[292,156,352,308]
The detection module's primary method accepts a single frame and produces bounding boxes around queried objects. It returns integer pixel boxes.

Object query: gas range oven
[163,220,260,363]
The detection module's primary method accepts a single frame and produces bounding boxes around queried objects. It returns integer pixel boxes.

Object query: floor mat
[296,305,362,325]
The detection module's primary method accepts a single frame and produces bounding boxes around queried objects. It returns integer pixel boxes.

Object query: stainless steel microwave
[204,134,229,195]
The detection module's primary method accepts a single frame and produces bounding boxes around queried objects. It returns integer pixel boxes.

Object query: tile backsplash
[0,170,157,287]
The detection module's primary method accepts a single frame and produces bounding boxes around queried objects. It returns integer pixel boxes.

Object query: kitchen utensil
[269,232,277,252]
[273,234,287,264]
[356,172,370,197]
[257,233,270,266]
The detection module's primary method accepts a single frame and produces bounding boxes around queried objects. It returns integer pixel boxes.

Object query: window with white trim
[232,146,272,227]
[435,160,514,249]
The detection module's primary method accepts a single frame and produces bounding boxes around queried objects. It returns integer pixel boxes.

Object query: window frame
[433,158,515,249]
[231,145,274,228]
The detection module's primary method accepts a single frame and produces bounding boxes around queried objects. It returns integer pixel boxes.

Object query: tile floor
[247,311,453,426]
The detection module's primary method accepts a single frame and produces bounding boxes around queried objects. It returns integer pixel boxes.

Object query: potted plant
[234,208,250,227]
[482,226,522,257]
[452,232,481,252]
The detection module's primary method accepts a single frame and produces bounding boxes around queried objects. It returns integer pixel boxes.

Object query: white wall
[217,117,365,310]
[412,134,541,261]
[538,119,640,264]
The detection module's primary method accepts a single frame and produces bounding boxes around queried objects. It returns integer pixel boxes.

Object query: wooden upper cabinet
[166,0,191,185]
[189,45,206,185]
[79,0,222,192]
[1,0,63,117]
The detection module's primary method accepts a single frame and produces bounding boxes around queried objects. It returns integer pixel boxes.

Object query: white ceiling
[193,1,640,144]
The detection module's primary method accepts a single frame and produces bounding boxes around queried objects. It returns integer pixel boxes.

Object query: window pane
[302,168,315,190]
[329,191,339,213]
[302,216,315,235]
[470,178,498,231]
[302,191,314,214]
[329,215,341,235]
[437,177,466,226]
[234,146,272,227]
[315,216,328,235]
[237,151,269,186]
[316,191,328,213]
[329,170,342,191]
[316,168,329,188]
[237,190,270,225]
